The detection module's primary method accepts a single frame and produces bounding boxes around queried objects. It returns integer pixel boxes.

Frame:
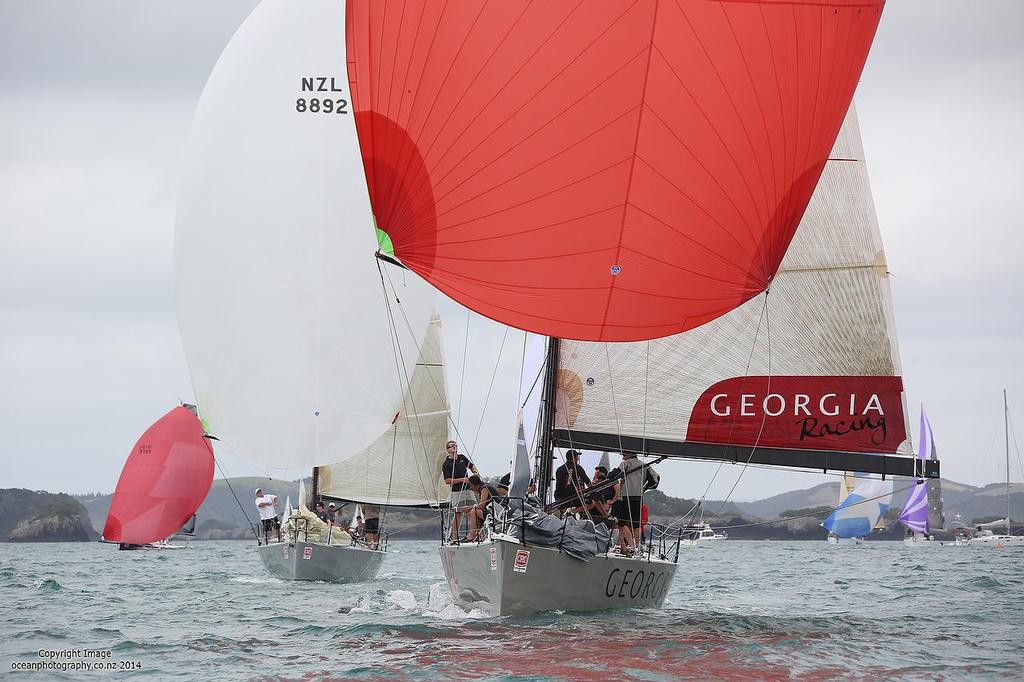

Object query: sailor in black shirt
[442,440,478,541]
[553,449,590,512]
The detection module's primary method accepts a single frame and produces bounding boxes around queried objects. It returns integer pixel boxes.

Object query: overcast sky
[2,1,1022,504]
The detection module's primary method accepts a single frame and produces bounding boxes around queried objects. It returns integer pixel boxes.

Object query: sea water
[2,540,1022,680]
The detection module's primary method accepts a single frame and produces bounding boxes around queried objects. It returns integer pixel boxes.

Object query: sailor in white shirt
[255,487,281,544]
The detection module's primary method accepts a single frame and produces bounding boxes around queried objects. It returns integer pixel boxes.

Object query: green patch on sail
[375,221,395,258]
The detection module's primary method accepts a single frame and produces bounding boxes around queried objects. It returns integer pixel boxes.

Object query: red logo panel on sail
[687,376,907,454]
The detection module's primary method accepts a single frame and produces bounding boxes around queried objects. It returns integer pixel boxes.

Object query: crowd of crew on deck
[254,440,659,556]
[443,439,659,556]
[254,486,383,549]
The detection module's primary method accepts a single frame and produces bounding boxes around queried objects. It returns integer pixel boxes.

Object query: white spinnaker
[557,104,912,454]
[318,315,450,506]
[175,0,434,471]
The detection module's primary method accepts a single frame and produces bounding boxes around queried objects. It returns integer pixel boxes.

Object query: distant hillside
[732,482,841,519]
[79,476,302,541]
[0,489,98,542]
[72,476,1023,541]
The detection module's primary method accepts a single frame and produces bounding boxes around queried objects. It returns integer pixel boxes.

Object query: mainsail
[317,314,450,506]
[822,475,893,539]
[102,407,215,545]
[174,0,437,473]
[346,0,884,341]
[553,105,934,478]
[900,409,942,534]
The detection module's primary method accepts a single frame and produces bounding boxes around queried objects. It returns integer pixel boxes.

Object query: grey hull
[440,537,677,616]
[257,541,384,583]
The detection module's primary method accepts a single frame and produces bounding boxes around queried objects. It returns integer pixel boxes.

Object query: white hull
[257,540,385,582]
[680,536,727,548]
[440,536,677,616]
[827,535,864,545]
[966,534,1024,547]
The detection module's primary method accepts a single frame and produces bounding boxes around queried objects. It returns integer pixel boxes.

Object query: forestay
[554,105,930,476]
[346,0,885,341]
[317,314,450,506]
[175,0,435,471]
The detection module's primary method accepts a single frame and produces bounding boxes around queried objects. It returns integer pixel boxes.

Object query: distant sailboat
[967,391,1023,547]
[341,1,936,614]
[174,0,448,582]
[102,406,214,551]
[822,475,893,545]
[899,409,944,544]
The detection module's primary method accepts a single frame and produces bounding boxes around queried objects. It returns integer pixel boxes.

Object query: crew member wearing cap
[553,450,590,515]
[255,487,281,544]
[442,440,478,542]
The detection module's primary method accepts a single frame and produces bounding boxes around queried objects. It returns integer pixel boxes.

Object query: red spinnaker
[102,407,214,545]
[347,0,884,341]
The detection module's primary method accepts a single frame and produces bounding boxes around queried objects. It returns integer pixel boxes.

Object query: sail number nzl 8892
[296,76,348,115]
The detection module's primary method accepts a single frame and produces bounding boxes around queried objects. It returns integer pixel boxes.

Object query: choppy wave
[0,540,1021,680]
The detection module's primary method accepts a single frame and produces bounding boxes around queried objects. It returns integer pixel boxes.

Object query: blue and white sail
[822,476,894,538]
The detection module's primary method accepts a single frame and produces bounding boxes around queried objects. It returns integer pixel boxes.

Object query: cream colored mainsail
[556,103,913,459]
[317,314,450,506]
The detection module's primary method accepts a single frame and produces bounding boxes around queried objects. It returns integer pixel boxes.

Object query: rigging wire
[376,259,440,513]
[211,452,259,541]
[457,311,471,431]
[380,264,499,469]
[470,327,511,455]
[702,290,774,525]
[710,480,918,531]
[665,293,771,533]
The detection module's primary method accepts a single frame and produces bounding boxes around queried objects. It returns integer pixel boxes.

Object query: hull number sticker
[513,549,530,573]
[303,546,313,560]
[283,546,289,558]
[489,547,498,571]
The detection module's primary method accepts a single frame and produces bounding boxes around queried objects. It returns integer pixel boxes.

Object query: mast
[1005,389,1010,537]
[536,337,560,503]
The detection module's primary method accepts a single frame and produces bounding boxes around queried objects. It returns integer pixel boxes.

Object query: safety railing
[438,496,683,563]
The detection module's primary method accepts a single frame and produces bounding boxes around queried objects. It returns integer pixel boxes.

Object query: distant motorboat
[680,523,727,547]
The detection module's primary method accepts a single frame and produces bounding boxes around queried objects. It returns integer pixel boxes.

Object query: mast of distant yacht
[1005,389,1010,537]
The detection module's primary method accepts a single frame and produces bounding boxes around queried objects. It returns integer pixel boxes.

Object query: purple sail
[899,410,935,534]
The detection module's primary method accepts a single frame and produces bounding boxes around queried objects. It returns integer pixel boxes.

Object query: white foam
[349,594,373,614]
[386,589,418,610]
[230,576,285,584]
